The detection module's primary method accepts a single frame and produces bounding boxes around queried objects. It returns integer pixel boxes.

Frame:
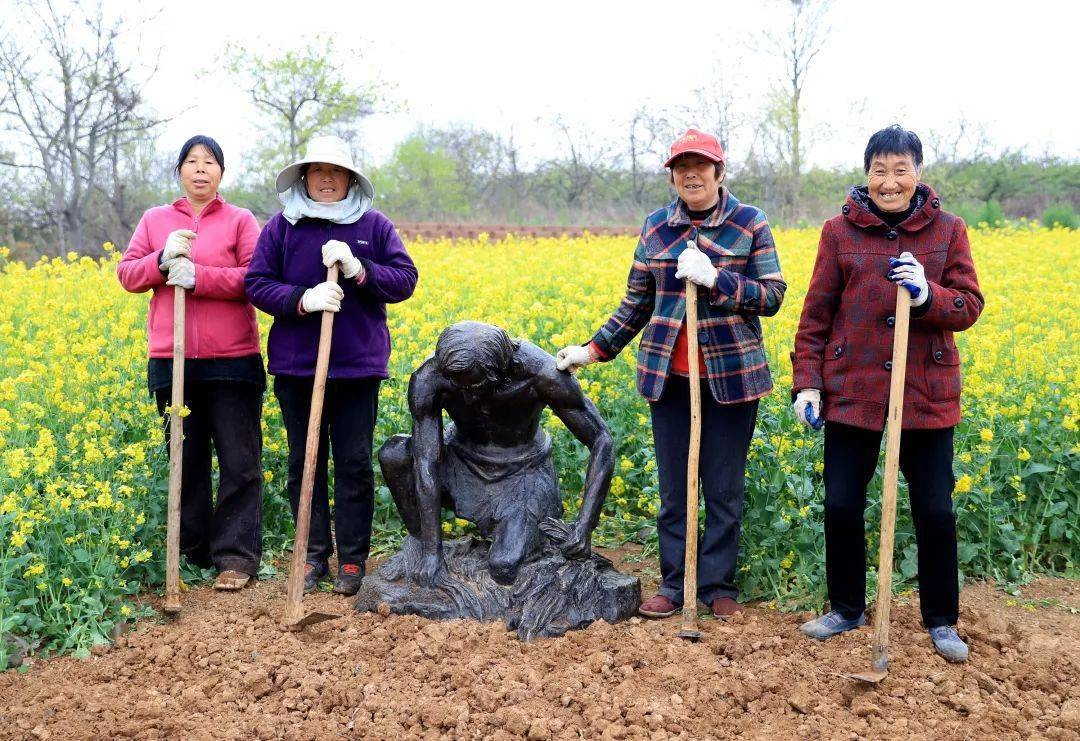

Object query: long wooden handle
[681,281,703,631]
[870,287,911,672]
[163,286,185,614]
[284,265,340,623]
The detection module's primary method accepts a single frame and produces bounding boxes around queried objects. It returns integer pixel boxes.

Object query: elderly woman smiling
[245,135,418,596]
[557,129,786,621]
[792,125,984,662]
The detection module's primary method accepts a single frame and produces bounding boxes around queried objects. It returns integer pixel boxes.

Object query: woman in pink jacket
[117,135,264,591]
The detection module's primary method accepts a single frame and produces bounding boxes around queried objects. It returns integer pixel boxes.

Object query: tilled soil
[1,554,1078,740]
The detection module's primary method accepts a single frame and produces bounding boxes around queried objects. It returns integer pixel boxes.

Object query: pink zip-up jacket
[117,194,262,359]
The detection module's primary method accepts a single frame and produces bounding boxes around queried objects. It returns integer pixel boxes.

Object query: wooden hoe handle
[284,265,340,624]
[870,287,911,672]
[163,287,185,615]
[681,281,703,636]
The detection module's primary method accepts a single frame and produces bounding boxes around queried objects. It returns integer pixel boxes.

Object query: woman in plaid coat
[792,125,983,662]
[557,129,786,619]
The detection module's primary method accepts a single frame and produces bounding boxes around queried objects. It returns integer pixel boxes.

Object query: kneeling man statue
[357,321,640,638]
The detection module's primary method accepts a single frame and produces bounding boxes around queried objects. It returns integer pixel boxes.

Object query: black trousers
[274,376,380,567]
[650,376,759,605]
[155,381,264,576]
[824,421,959,628]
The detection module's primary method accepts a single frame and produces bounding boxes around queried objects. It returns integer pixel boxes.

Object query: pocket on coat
[926,339,962,400]
[822,336,846,395]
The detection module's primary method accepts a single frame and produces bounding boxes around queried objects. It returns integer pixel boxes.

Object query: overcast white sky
[41,0,1080,178]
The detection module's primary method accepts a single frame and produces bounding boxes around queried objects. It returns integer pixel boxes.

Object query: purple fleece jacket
[245,210,418,379]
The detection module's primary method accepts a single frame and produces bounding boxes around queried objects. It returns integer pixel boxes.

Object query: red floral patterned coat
[792,185,983,430]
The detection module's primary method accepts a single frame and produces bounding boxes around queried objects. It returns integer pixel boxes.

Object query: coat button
[884,360,893,371]
[931,198,941,208]
[697,330,709,344]
[842,204,851,214]
[886,316,895,328]
[886,229,898,240]
[834,346,843,358]
[934,350,943,361]
[953,297,965,308]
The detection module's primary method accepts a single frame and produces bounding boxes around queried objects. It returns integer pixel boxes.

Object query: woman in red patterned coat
[791,125,983,663]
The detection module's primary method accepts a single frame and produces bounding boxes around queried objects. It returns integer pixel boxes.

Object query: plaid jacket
[589,190,786,403]
[791,184,983,430]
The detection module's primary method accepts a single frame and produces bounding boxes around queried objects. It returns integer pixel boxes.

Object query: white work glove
[888,252,929,306]
[322,240,363,280]
[674,240,717,289]
[793,388,823,430]
[163,256,196,290]
[555,344,597,374]
[301,281,344,313]
[162,229,196,261]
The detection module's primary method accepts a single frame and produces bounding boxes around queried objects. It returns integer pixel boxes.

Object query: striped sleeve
[709,210,786,316]
[589,229,655,360]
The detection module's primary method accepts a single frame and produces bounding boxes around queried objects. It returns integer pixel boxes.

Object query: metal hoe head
[677,627,701,642]
[842,654,888,684]
[282,609,341,631]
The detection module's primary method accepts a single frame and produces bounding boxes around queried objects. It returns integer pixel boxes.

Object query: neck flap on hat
[279,181,372,225]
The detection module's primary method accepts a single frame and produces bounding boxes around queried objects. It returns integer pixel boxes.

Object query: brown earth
[1,549,1077,740]
[394,223,637,242]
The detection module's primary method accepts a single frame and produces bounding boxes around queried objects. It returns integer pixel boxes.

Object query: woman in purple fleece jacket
[245,135,418,595]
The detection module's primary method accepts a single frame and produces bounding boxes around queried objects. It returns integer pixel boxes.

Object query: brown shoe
[639,594,679,618]
[213,570,251,591]
[711,596,743,619]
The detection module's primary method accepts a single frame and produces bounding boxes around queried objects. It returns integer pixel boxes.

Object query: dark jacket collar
[843,183,940,232]
[667,187,739,229]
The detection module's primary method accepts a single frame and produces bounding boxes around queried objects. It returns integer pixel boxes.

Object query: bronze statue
[358,321,640,639]
[379,321,614,585]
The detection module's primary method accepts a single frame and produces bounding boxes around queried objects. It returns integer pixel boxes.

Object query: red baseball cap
[664,128,725,168]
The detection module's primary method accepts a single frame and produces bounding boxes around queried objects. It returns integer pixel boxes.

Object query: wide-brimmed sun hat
[275,135,374,199]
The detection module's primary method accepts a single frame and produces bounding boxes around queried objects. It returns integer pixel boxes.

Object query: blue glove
[888,252,929,306]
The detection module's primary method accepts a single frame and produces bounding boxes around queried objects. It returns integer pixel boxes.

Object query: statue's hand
[541,517,592,559]
[416,551,445,587]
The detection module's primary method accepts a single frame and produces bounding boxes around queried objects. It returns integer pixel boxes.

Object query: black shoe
[332,563,364,595]
[303,561,329,594]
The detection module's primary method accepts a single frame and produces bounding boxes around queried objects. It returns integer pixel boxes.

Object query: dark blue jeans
[274,376,380,567]
[650,376,759,605]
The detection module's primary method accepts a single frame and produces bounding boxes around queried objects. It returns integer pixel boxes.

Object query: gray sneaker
[799,610,867,640]
[929,626,969,663]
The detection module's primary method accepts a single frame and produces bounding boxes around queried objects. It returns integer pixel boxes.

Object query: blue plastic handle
[805,402,824,430]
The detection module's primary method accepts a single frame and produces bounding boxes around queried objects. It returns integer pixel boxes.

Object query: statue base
[354,536,641,640]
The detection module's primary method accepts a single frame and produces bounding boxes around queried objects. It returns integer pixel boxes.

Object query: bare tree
[758,0,832,176]
[0,0,164,254]
[627,107,675,207]
[427,124,512,206]
[688,62,745,153]
[544,116,613,211]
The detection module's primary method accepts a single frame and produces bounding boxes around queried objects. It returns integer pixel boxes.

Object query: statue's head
[435,321,514,393]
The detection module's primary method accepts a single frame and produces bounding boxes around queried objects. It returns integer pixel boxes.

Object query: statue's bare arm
[408,361,446,585]
[537,361,615,557]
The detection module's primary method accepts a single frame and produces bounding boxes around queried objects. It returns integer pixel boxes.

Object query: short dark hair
[435,321,514,384]
[863,125,922,173]
[668,160,725,184]
[174,135,225,177]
